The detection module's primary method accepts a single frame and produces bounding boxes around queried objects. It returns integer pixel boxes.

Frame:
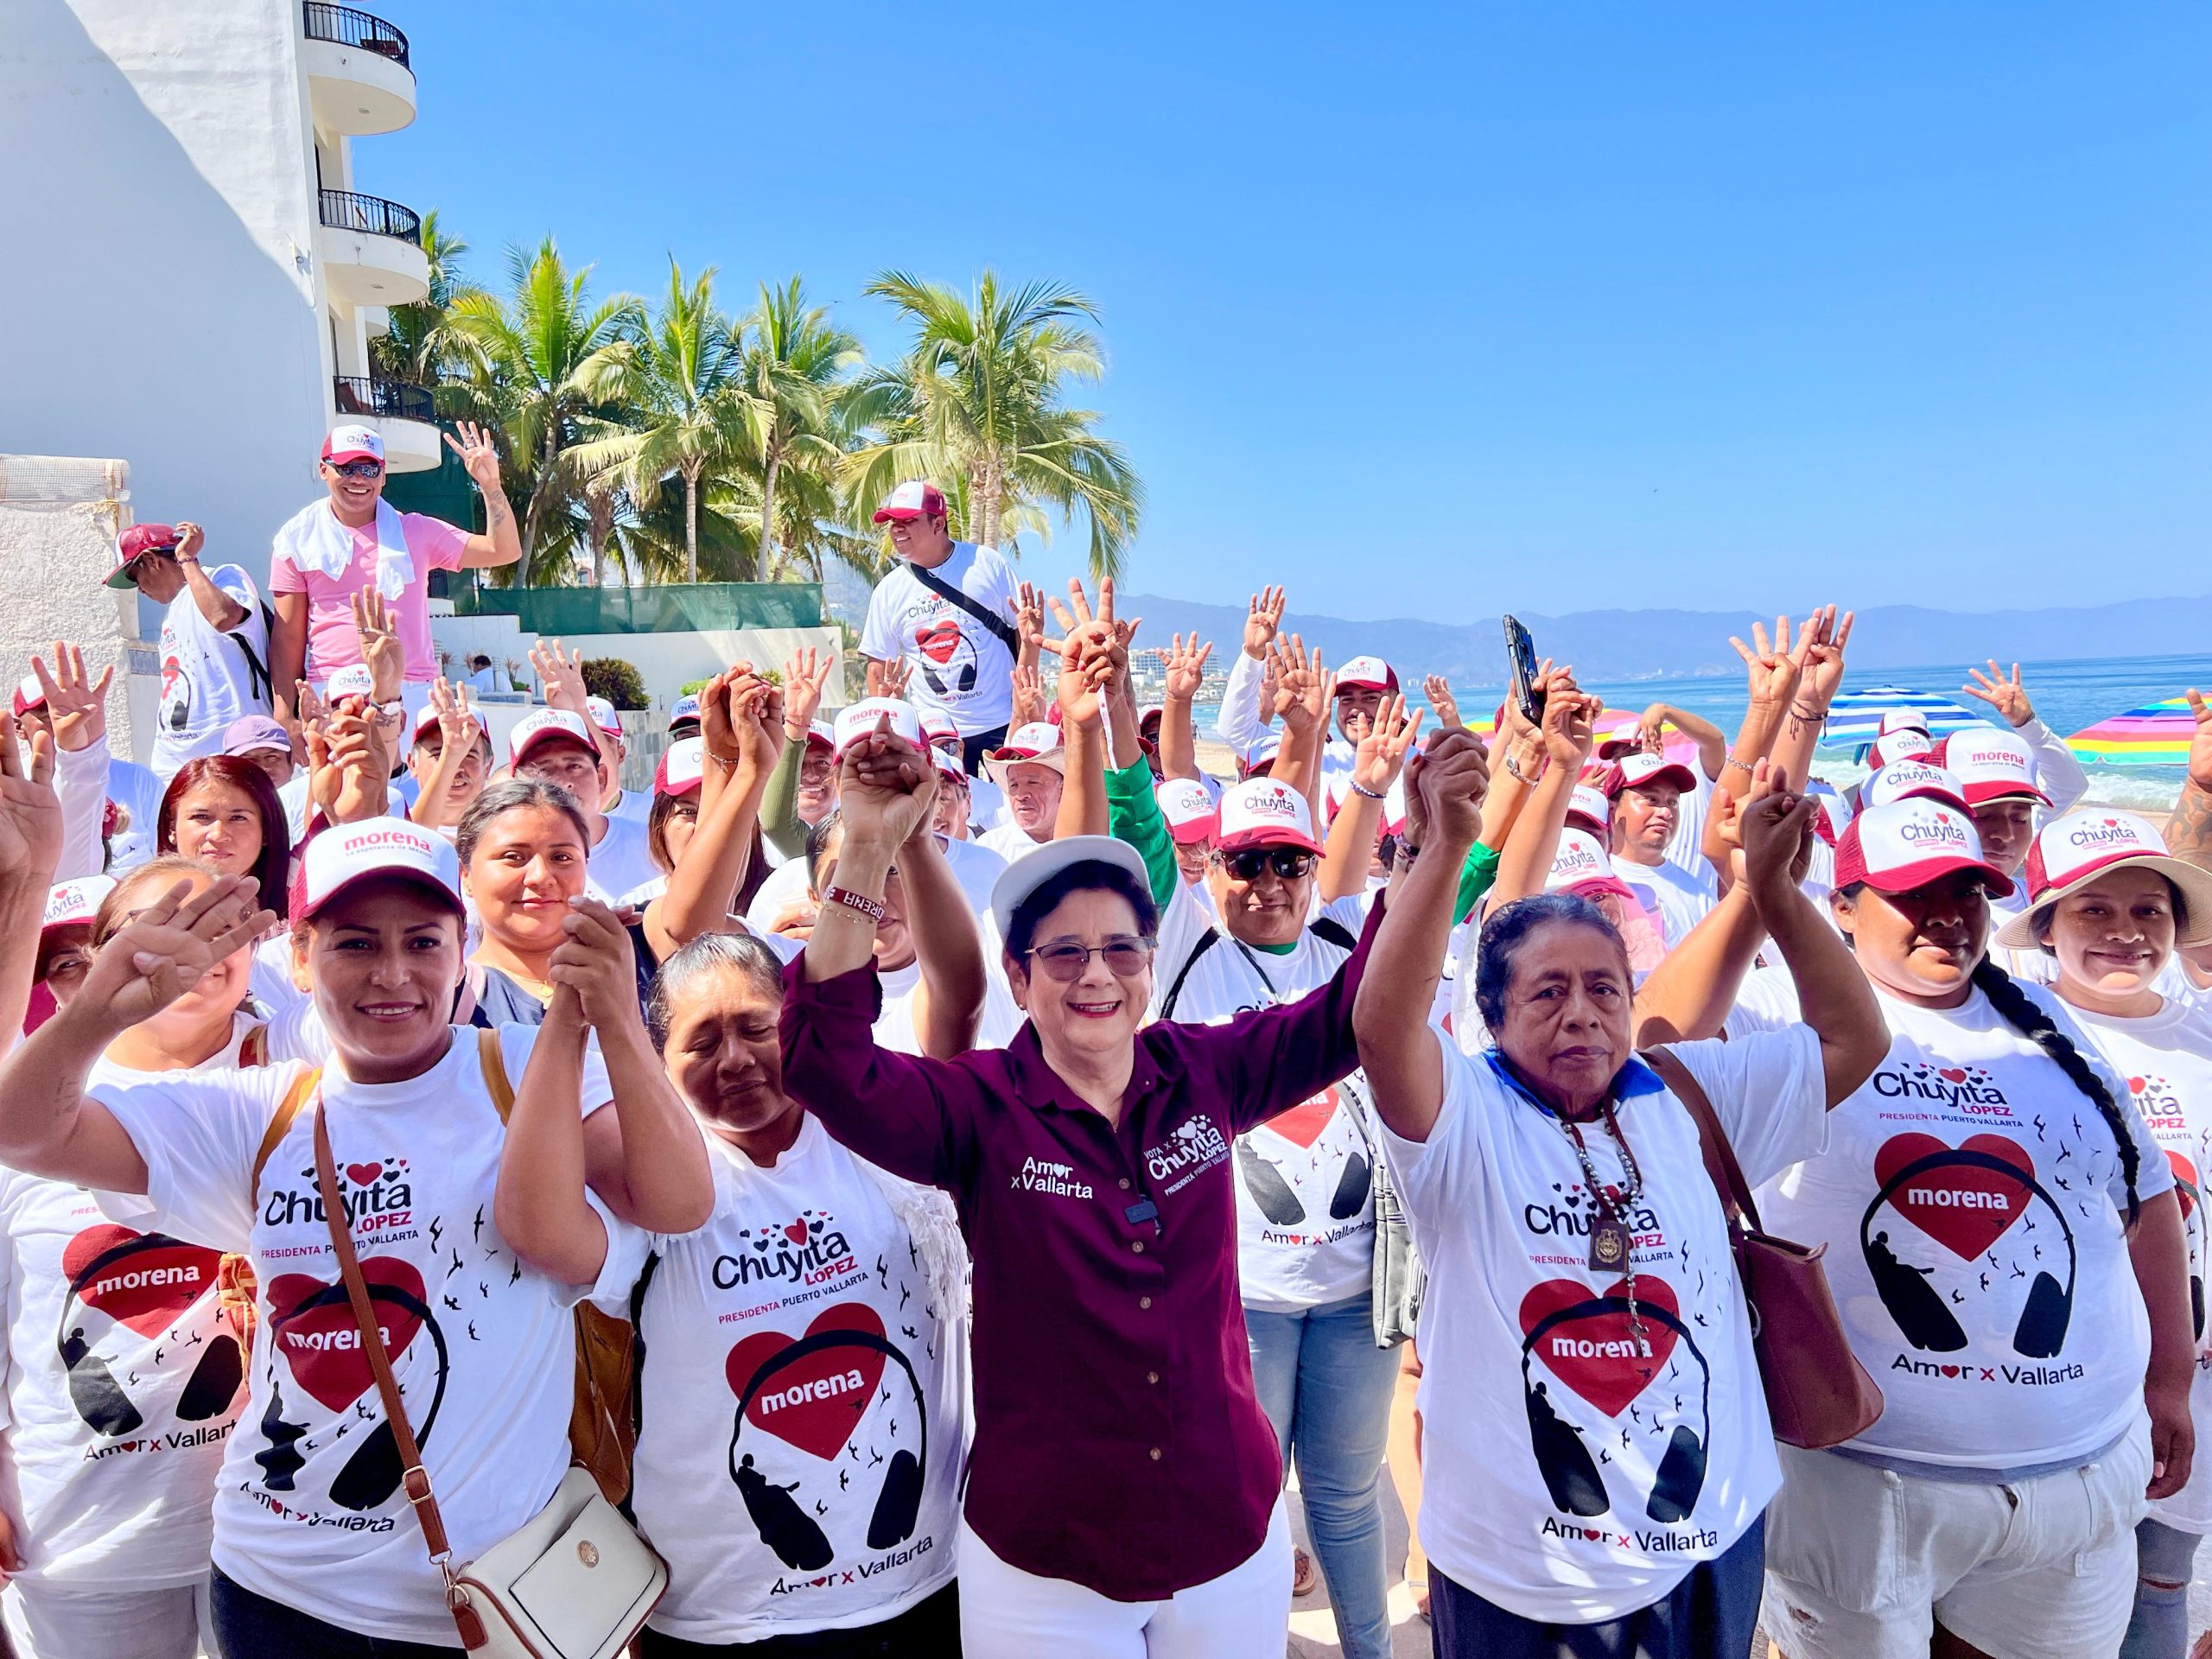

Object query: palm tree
[735,277,862,575]
[438,238,640,584]
[372,209,480,389]
[845,270,1145,582]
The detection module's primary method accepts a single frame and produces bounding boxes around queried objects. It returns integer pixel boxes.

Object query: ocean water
[1199,651,2212,810]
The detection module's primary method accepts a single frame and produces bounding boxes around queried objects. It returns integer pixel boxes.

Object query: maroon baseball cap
[107,524,181,588]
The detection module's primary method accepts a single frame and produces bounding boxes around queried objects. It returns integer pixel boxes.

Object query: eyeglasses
[1213,848,1315,882]
[1022,938,1156,981]
[329,460,385,480]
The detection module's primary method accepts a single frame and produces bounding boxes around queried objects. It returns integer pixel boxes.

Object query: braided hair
[1971,957,2141,1226]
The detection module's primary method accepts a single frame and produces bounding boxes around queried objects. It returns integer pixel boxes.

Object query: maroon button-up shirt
[778,899,1380,1601]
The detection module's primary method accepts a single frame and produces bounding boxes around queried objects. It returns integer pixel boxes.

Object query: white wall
[0,0,334,619]
[544,628,851,716]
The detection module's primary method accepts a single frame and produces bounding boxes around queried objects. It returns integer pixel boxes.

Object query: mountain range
[1116,592,2212,687]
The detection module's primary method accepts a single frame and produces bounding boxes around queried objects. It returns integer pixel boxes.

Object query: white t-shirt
[86,1025,637,1645]
[1380,1026,1827,1622]
[150,564,271,780]
[1150,883,1377,1311]
[107,757,164,873]
[607,787,652,829]
[613,1119,964,1643]
[859,545,1019,735]
[587,812,659,905]
[1736,973,2171,1471]
[939,835,1009,921]
[2070,994,2212,1532]
[965,769,1010,833]
[869,961,1023,1056]
[976,818,1045,865]
[1610,854,1717,952]
[1662,771,1715,884]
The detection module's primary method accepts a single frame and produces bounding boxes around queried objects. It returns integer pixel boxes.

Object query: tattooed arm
[2169,690,2212,869]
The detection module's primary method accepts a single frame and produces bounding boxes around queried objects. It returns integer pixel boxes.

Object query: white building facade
[0,0,438,586]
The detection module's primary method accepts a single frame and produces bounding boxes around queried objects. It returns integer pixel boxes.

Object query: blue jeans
[1246,1289,1401,1659]
[2120,1517,2202,1659]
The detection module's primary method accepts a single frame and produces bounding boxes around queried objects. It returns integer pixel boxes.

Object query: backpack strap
[476,1026,516,1121]
[238,1024,270,1068]
[1158,929,1222,1022]
[249,1068,320,1199]
[906,561,1021,658]
[1309,915,1358,953]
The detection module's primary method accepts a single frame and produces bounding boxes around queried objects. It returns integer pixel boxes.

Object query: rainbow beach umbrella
[2065,696,2196,767]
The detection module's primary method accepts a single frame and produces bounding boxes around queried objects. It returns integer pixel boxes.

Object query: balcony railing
[319,188,421,243]
[302,3,410,71]
[334,376,435,423]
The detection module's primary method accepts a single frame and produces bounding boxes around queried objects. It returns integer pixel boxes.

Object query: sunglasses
[1213,848,1316,882]
[1022,938,1155,982]
[328,459,385,480]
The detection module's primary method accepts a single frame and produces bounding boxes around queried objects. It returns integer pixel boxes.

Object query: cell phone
[1503,614,1544,725]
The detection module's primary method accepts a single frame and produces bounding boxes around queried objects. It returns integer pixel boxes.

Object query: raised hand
[174,521,207,562]
[1796,606,1853,716]
[529,639,588,713]
[1243,585,1287,659]
[430,675,476,751]
[77,875,275,1032]
[443,419,504,493]
[1636,702,1672,755]
[1043,579,1121,728]
[548,896,645,1033]
[30,643,114,755]
[875,656,913,701]
[1271,635,1326,734]
[1421,673,1463,731]
[1014,582,1047,660]
[1540,686,1601,767]
[308,697,384,822]
[1163,635,1215,702]
[350,588,403,704]
[1352,696,1425,795]
[836,718,938,849]
[1729,616,1802,710]
[1412,728,1491,847]
[728,670,787,779]
[697,665,749,766]
[0,721,60,887]
[1736,762,1817,900]
[1498,658,1557,750]
[1963,660,2036,729]
[2186,690,2212,793]
[1010,663,1046,728]
[779,646,833,740]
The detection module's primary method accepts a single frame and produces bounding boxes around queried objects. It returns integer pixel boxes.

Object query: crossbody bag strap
[907,561,1021,658]
[1157,928,1221,1022]
[312,1108,486,1646]
[1640,1046,1765,1236]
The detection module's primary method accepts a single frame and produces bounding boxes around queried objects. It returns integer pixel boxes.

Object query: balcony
[302,3,416,136]
[333,376,441,473]
[316,188,429,306]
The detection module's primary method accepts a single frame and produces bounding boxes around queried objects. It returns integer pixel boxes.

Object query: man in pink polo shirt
[268,419,520,731]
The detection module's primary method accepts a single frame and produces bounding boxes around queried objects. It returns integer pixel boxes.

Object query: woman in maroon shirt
[780,668,1389,1658]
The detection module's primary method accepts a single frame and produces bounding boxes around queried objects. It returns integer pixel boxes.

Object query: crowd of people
[0,448,2209,1659]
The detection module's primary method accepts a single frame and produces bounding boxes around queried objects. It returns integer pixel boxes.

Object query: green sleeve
[1105,759,1179,906]
[1454,840,1501,925]
[759,736,809,861]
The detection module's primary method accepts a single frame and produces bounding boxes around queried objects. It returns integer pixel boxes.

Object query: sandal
[1293,1547,1319,1597]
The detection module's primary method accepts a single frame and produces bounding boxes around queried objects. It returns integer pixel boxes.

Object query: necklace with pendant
[1556,1103,1652,1358]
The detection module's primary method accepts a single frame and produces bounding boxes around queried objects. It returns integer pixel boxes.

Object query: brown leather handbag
[1642,1047,1883,1449]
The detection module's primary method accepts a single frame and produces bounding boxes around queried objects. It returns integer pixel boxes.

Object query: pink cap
[920,713,961,750]
[1833,799,2013,899]
[655,736,706,798]
[832,697,924,758]
[1862,760,1970,814]
[507,708,599,767]
[1156,779,1219,846]
[1605,752,1697,798]
[1940,727,2050,808]
[1543,830,1613,893]
[298,816,461,919]
[873,480,947,524]
[321,424,385,465]
[108,524,181,588]
[1335,656,1397,693]
[1996,810,2212,949]
[929,745,968,785]
[1216,777,1323,856]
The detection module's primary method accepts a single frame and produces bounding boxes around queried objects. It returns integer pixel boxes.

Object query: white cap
[984,720,1066,783]
[1543,830,1613,893]
[1606,752,1698,798]
[989,835,1152,944]
[299,817,462,919]
[1834,798,2012,898]
[413,702,490,744]
[321,423,385,463]
[833,697,924,758]
[920,712,961,748]
[42,875,115,937]
[668,694,702,730]
[1878,708,1933,738]
[1997,810,2212,949]
[655,736,706,797]
[1215,777,1323,855]
[1863,760,1970,813]
[1942,727,2049,808]
[1240,733,1282,772]
[1567,784,1611,836]
[1335,655,1396,691]
[326,664,376,702]
[1866,728,1935,769]
[507,708,598,767]
[1155,779,1218,844]
[872,479,947,524]
[929,745,968,784]
[14,672,47,715]
[584,696,623,739]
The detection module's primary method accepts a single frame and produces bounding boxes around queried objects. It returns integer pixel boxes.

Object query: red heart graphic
[266,1258,427,1412]
[726,1303,889,1461]
[1874,1132,2034,1260]
[1265,1087,1340,1150]
[62,1225,222,1338]
[1940,1364,1960,1377]
[783,1220,809,1246]
[2170,1152,2199,1219]
[346,1162,385,1187]
[913,620,962,665]
[1938,1068,1968,1084]
[2132,1077,2149,1095]
[1517,1276,1680,1418]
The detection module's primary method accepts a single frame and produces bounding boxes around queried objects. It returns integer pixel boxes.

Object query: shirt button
[1147,1371,1160,1385]
[1119,1178,1131,1190]
[1149,1447,1162,1460]
[1139,1296,1153,1310]
[1132,1241,1146,1254]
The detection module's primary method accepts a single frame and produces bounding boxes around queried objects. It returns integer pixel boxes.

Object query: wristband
[822,884,886,925]
[1723,756,1756,773]
[1350,780,1386,801]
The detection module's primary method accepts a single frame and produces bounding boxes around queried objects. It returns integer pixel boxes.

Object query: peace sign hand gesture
[78,875,275,1033]
[0,721,60,890]
[443,420,504,493]
[1351,696,1425,795]
[1963,661,2036,729]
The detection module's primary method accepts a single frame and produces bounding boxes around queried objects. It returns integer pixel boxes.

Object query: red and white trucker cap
[920,713,961,751]
[321,424,385,465]
[585,696,624,741]
[1155,778,1219,846]
[1834,799,2013,899]
[1862,760,1970,814]
[1865,728,1936,770]
[1567,784,1612,838]
[508,708,599,767]
[873,480,947,524]
[1335,656,1398,693]
[655,737,706,798]
[833,697,925,758]
[1605,752,1697,798]
[1939,727,2050,808]
[41,876,116,941]
[1240,733,1282,776]
[1215,777,1323,856]
[1543,830,1614,894]
[1995,810,2212,949]
[13,673,47,718]
[298,817,462,919]
[1879,708,1933,738]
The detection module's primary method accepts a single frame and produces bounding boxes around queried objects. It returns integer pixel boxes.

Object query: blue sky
[366,2,2210,618]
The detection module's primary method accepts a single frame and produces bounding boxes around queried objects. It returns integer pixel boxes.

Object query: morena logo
[336,826,434,855]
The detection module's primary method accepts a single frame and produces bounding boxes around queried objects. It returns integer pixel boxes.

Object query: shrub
[679,677,714,697]
[582,658,648,710]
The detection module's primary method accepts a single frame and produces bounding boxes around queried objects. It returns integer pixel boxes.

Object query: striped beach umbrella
[2065,696,2196,767]
[1818,685,1986,753]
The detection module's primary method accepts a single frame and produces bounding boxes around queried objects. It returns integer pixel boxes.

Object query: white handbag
[314,1109,667,1655]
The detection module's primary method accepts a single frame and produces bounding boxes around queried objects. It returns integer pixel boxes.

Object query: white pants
[3,1577,212,1659]
[1764,1423,2150,1659]
[958,1497,1291,1658]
